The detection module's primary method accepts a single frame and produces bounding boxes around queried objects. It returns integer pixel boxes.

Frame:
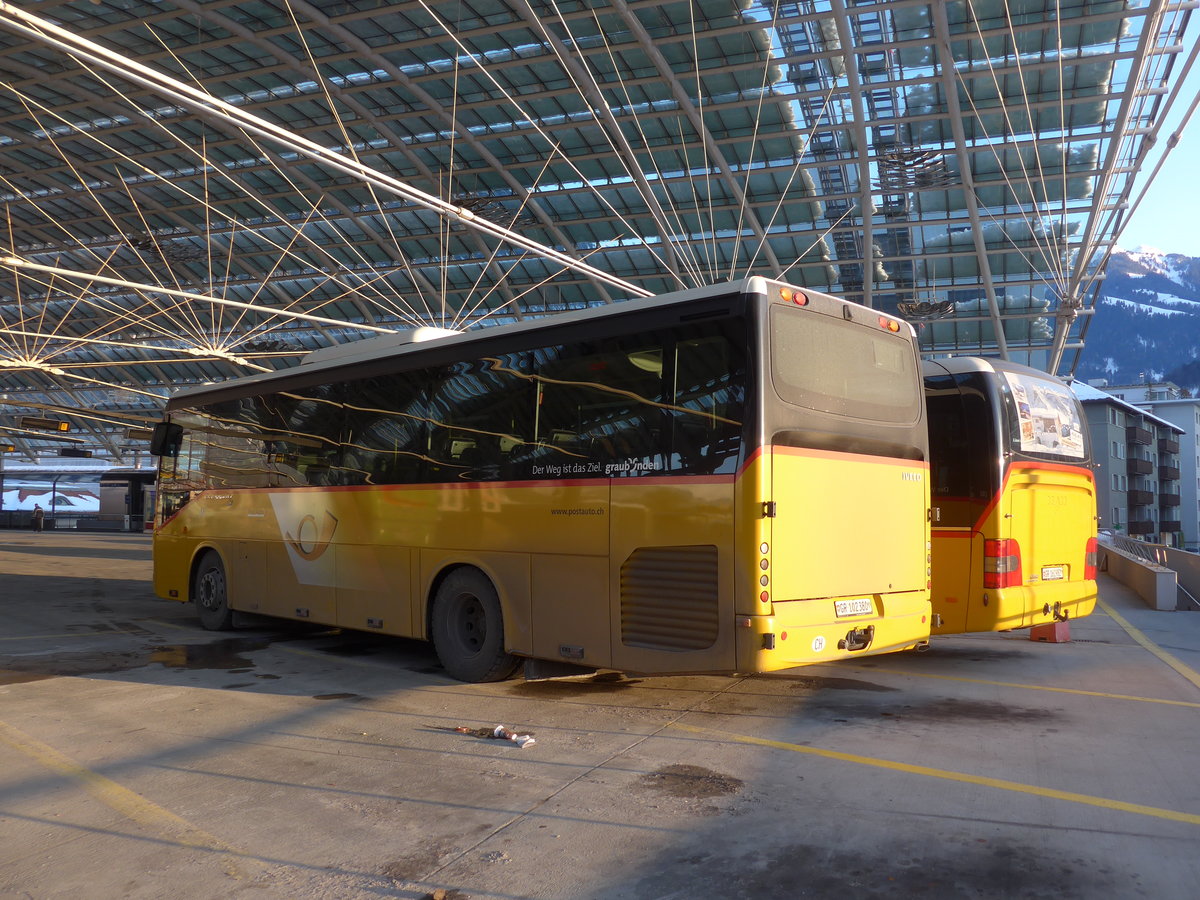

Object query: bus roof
[166,276,905,411]
[922,357,1062,381]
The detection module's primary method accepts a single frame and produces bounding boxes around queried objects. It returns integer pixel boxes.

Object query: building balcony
[1128,490,1154,507]
[1127,520,1156,535]
[1126,425,1152,445]
[1159,437,1180,454]
[1159,465,1181,481]
[1161,520,1183,533]
[1160,494,1181,508]
[1127,458,1153,476]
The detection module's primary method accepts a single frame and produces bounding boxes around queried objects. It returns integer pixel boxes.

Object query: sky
[1112,59,1200,256]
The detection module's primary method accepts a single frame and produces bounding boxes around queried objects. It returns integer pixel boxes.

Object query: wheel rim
[451,592,486,655]
[198,567,225,611]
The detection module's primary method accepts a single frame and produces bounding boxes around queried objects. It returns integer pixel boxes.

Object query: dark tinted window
[667,326,746,475]
[257,390,344,486]
[514,333,666,478]
[341,371,428,485]
[172,317,747,486]
[925,372,1000,527]
[427,351,535,481]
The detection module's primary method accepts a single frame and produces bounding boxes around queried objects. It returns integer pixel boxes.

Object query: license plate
[835,597,873,617]
[1041,565,1064,581]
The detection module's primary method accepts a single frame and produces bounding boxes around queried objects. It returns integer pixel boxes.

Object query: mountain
[1074,247,1200,393]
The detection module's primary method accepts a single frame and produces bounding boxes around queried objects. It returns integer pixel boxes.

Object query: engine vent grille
[620,545,719,650]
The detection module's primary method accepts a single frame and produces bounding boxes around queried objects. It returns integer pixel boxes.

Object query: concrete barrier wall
[1100,546,1178,611]
[1163,548,1200,610]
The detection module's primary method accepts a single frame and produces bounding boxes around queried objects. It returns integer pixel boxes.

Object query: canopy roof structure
[0,0,1195,464]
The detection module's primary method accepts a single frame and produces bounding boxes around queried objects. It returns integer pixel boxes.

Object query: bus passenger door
[226,539,267,612]
[261,494,338,624]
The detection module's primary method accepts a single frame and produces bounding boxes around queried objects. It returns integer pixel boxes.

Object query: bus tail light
[983,539,1022,589]
[1084,537,1098,580]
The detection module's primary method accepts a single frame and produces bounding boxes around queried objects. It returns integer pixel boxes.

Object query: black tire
[430,568,520,683]
[193,551,234,631]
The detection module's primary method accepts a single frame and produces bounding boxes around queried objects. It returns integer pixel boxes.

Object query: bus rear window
[999,371,1087,460]
[770,305,920,423]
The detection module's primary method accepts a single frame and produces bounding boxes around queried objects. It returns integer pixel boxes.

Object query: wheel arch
[419,552,532,655]
[187,543,223,603]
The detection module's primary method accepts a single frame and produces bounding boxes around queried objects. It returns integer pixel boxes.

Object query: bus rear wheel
[193,551,233,631]
[431,568,520,683]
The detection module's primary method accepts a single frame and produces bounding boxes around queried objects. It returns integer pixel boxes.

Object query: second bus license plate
[835,597,874,617]
[1041,565,1065,581]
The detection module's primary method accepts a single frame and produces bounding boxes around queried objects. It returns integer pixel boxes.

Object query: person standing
[32,504,44,533]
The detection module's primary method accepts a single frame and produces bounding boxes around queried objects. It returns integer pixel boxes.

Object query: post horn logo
[285,510,338,561]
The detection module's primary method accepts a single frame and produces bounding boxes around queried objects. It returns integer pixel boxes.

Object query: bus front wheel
[193,551,233,631]
[431,568,520,683]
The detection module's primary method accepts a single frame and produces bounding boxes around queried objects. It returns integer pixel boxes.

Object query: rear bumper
[983,580,1097,631]
[735,590,931,672]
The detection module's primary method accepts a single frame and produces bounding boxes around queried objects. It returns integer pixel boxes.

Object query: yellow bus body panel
[732,448,931,671]
[931,463,1097,635]
[155,447,933,675]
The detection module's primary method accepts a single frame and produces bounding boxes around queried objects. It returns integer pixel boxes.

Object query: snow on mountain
[1075,247,1200,393]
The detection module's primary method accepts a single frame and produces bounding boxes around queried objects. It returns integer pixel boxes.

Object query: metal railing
[1104,533,1170,565]
[1101,534,1200,611]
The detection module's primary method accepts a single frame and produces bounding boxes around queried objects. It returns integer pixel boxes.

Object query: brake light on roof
[779,287,808,306]
[1084,537,1098,580]
[877,316,900,333]
[983,539,1022,589]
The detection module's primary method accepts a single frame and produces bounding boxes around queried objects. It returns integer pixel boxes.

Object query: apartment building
[1073,382,1189,548]
[1100,382,1200,551]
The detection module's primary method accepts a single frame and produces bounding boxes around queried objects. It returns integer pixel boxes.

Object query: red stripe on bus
[962,461,1095,533]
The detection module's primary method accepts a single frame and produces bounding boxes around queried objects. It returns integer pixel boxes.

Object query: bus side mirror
[149,422,183,457]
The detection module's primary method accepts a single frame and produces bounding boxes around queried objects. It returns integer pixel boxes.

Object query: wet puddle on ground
[149,637,271,670]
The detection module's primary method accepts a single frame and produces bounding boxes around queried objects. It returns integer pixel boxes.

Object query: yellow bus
[924,357,1098,635]
[151,276,932,681]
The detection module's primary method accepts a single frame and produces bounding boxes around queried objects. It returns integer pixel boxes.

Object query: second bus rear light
[983,539,1022,589]
[1084,537,1098,580]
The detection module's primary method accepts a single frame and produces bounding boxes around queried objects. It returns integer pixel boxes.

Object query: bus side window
[341,372,428,485]
[257,390,344,487]
[427,352,533,482]
[669,324,746,475]
[524,335,665,477]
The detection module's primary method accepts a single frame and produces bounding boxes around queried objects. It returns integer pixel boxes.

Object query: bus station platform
[2,532,1199,899]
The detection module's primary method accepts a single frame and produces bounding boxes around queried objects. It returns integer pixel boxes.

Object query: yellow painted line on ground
[670,721,1200,826]
[0,718,259,878]
[1098,598,1200,692]
[856,668,1200,709]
